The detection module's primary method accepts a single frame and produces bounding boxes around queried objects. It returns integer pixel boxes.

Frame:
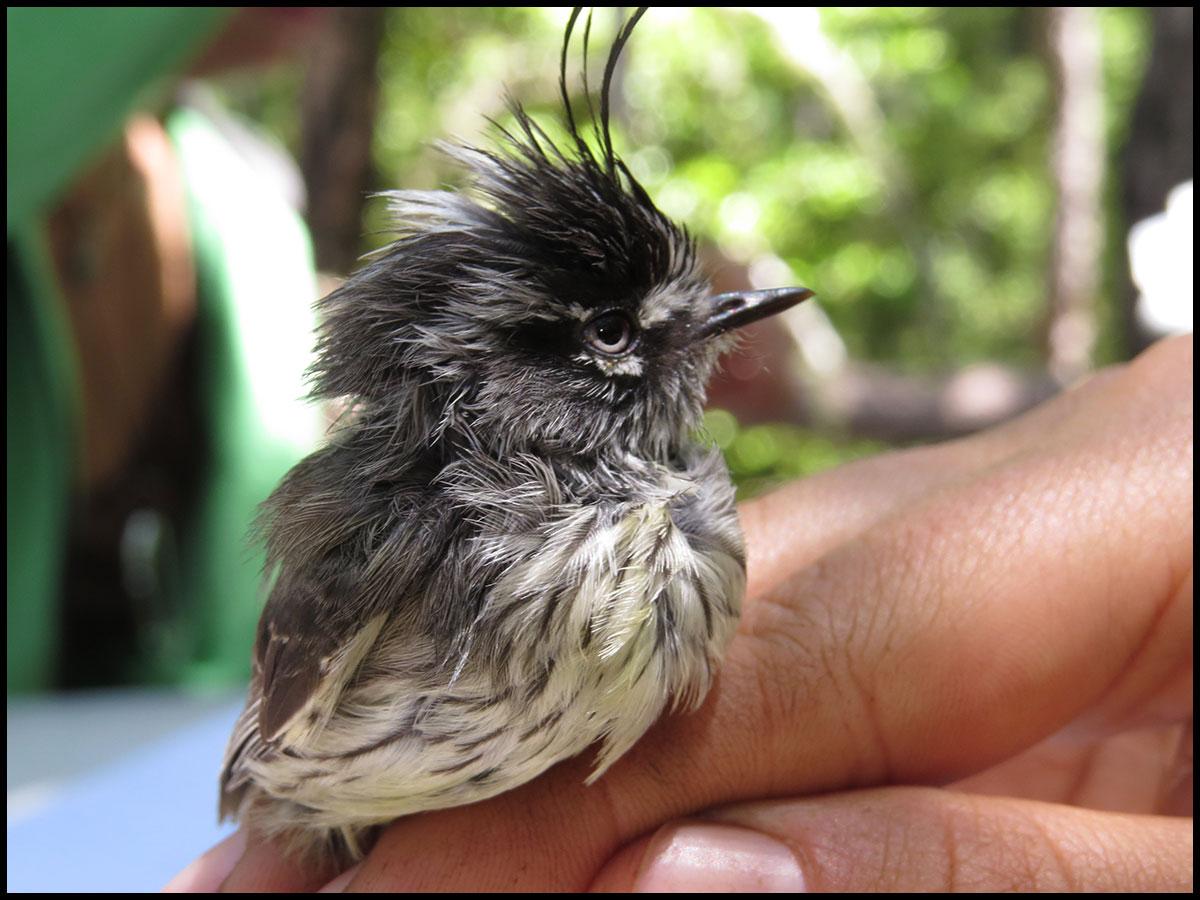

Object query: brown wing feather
[219,566,388,817]
[257,621,330,743]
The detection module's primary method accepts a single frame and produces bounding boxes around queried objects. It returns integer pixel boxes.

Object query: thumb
[589,787,1193,892]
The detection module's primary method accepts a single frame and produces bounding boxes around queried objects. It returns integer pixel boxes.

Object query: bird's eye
[582,311,636,355]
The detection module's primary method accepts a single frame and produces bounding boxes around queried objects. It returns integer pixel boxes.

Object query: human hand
[169,335,1192,892]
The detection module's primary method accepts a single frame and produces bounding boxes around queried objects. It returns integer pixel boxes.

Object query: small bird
[219,8,812,866]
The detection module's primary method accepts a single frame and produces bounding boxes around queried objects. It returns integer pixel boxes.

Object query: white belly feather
[245,475,744,832]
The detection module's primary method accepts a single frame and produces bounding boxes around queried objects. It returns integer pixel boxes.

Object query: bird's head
[311,9,811,463]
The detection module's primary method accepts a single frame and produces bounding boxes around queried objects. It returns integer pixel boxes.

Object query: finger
[218,835,335,892]
[734,340,1192,786]
[163,829,245,892]
[346,339,1191,891]
[740,440,984,598]
[590,818,805,892]
[739,338,1168,601]
[952,721,1192,814]
[318,863,361,892]
[589,788,1193,892]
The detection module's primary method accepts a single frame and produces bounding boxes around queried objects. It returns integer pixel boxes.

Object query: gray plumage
[219,8,810,866]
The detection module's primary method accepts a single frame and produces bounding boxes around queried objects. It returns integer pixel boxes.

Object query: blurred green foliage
[215,7,1150,487]
[701,410,884,500]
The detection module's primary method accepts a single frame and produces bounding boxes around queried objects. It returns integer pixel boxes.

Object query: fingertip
[318,863,361,892]
[587,834,653,892]
[217,835,334,892]
[595,820,806,893]
[162,829,246,892]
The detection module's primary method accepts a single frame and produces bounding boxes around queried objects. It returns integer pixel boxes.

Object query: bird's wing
[258,562,393,746]
[219,566,389,817]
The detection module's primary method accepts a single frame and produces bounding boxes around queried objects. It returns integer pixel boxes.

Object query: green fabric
[6,7,230,233]
[5,6,322,694]
[6,227,79,693]
[161,106,320,688]
[6,104,322,693]
[5,7,228,692]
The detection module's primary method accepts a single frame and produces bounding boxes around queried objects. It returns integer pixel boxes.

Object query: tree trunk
[300,8,386,275]
[1043,7,1104,384]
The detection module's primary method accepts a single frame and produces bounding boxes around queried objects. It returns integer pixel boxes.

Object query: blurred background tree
[212,6,1188,498]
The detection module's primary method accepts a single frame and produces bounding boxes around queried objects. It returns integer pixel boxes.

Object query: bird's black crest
[465,6,693,297]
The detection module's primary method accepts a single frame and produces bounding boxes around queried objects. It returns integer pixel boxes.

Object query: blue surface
[7,702,241,892]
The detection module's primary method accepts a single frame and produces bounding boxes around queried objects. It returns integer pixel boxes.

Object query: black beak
[698,286,815,339]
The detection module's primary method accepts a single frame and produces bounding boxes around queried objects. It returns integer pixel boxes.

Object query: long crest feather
[581,10,598,140]
[558,7,649,170]
[558,8,585,153]
[598,7,648,170]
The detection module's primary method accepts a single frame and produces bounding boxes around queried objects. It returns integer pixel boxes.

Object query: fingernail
[632,821,806,892]
[163,829,247,892]
[318,863,361,892]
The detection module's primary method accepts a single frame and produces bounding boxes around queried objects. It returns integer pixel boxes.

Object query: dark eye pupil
[595,317,625,346]
[585,312,634,354]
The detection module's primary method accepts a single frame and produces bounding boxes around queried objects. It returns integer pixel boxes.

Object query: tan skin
[168,335,1192,892]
